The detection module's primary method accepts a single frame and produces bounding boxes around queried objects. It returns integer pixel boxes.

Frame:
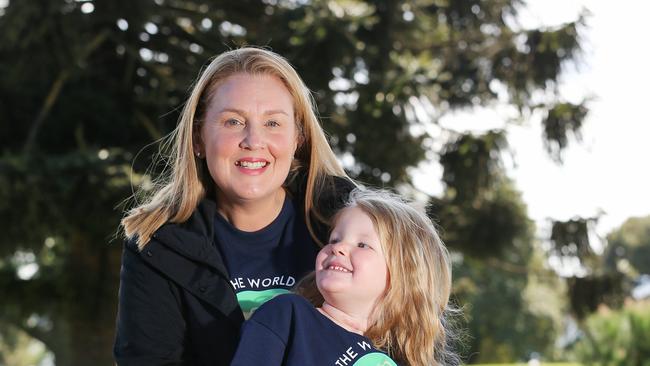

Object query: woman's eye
[265,120,280,127]
[225,118,244,127]
[328,238,339,245]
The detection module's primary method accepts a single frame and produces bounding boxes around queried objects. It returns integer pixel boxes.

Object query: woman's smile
[234,157,271,174]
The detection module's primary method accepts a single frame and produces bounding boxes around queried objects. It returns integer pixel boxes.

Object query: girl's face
[316,206,389,311]
[196,73,298,206]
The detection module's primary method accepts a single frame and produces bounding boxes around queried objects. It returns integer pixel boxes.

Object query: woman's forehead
[208,73,293,109]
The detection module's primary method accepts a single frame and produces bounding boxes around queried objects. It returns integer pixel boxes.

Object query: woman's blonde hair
[122,47,350,249]
[299,188,458,366]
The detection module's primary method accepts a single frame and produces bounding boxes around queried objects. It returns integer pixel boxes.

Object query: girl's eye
[328,238,339,245]
[357,242,369,249]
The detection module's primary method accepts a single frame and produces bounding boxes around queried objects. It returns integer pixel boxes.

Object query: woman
[113,47,356,366]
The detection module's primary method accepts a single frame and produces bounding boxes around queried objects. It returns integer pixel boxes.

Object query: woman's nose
[239,124,266,150]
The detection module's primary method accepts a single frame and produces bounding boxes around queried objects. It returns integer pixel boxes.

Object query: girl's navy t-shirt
[231,294,398,366]
[213,195,319,317]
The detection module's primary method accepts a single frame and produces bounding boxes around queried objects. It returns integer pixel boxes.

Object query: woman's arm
[113,241,187,366]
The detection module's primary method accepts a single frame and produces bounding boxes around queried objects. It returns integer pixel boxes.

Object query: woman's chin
[219,186,283,204]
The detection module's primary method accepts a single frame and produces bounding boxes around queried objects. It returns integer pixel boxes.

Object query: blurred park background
[1,0,649,365]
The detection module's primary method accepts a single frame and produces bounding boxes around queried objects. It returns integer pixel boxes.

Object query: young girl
[230,188,458,366]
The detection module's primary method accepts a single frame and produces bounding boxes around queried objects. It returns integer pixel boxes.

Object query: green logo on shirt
[353,352,398,366]
[237,288,289,318]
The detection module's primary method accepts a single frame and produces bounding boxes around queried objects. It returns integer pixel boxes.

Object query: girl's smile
[316,207,388,312]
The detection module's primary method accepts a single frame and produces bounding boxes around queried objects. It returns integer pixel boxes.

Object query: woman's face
[197,73,298,206]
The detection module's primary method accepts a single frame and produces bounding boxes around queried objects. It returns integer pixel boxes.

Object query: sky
[412,0,650,241]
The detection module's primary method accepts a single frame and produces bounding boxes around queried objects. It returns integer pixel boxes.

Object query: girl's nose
[330,242,347,256]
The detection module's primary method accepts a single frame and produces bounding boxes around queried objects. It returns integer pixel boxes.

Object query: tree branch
[22,29,110,155]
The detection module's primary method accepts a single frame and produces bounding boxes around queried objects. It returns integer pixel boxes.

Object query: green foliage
[548,216,631,322]
[543,102,589,162]
[567,274,626,320]
[0,151,132,365]
[604,215,650,276]
[439,130,508,204]
[0,323,50,366]
[454,251,563,363]
[573,301,650,366]
[550,218,594,260]
[431,139,530,258]
[0,151,133,253]
[445,180,565,363]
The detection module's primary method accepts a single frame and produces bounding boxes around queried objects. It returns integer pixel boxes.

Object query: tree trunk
[46,234,122,366]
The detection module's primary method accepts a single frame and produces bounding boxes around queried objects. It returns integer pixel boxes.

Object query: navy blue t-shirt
[231,294,398,366]
[214,196,319,318]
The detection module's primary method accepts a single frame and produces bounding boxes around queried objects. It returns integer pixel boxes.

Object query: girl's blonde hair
[122,47,350,249]
[300,188,458,366]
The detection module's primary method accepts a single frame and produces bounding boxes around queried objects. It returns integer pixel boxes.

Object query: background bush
[573,300,650,366]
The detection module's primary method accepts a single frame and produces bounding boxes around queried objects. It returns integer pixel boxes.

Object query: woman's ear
[293,122,306,159]
[193,124,205,158]
[293,136,299,156]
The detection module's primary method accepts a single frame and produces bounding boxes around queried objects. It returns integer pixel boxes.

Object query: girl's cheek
[315,251,327,269]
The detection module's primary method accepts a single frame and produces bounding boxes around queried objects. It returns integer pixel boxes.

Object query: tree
[546,216,644,361]
[439,179,567,363]
[604,215,650,276]
[559,216,650,363]
[572,300,650,365]
[0,0,587,364]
